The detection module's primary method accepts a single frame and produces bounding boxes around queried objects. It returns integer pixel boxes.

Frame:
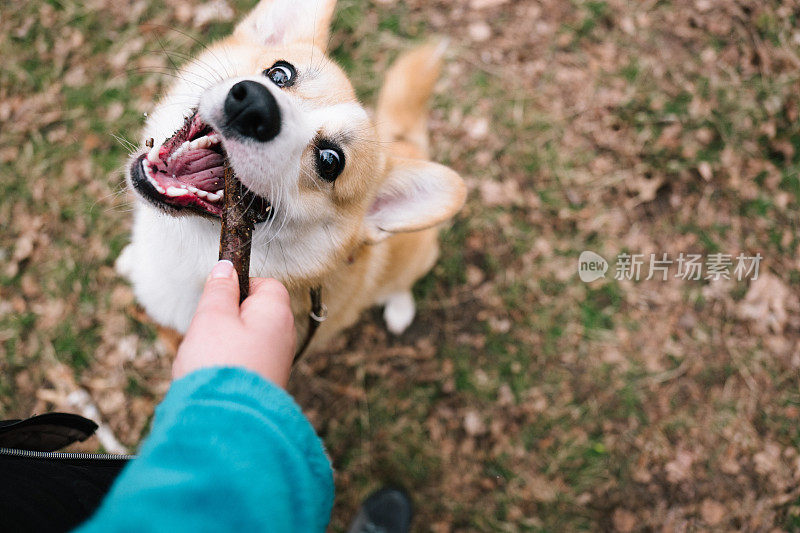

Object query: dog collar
[294,286,326,363]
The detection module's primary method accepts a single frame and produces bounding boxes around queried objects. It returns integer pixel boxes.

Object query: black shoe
[347,487,413,533]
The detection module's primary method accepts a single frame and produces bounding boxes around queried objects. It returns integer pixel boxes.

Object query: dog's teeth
[165,135,220,164]
[195,189,208,198]
[142,161,166,193]
[147,144,162,164]
[167,142,189,164]
[187,185,199,193]
[166,186,189,197]
[205,190,223,202]
[191,136,212,149]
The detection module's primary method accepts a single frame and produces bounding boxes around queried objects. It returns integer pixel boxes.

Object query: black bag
[0,413,132,532]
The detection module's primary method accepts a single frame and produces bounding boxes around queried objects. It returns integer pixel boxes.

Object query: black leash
[293,286,325,363]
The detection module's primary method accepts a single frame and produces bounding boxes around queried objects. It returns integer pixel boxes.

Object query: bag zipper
[0,447,135,460]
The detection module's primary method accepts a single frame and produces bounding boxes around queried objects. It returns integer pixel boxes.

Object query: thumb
[194,260,240,318]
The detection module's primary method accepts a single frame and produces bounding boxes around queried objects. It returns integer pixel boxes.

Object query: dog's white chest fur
[117,206,219,332]
[117,203,346,334]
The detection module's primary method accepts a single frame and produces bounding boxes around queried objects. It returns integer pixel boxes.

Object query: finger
[241,278,296,357]
[194,260,240,318]
[241,278,294,330]
[241,278,292,318]
[248,277,291,301]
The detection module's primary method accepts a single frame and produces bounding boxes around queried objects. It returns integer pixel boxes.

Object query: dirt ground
[2,0,800,530]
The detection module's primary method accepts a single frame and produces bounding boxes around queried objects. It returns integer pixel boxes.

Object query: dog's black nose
[223,80,281,142]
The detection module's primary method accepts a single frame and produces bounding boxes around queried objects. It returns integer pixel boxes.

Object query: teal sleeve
[75,367,334,532]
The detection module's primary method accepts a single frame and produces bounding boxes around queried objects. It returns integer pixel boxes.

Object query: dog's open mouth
[131,111,272,221]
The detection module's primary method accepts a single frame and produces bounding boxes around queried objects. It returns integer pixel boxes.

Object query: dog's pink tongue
[184,168,226,191]
[173,149,223,173]
[171,150,225,191]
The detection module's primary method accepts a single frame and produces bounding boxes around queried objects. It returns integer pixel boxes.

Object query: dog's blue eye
[264,61,296,88]
[315,144,344,182]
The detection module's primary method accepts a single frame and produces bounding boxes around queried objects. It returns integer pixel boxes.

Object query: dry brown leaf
[479,179,521,207]
[665,450,694,483]
[737,273,799,334]
[612,508,637,532]
[700,499,726,526]
[463,410,486,436]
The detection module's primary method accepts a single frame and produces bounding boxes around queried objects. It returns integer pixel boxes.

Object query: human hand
[172,260,296,388]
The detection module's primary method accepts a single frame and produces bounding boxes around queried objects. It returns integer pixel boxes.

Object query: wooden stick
[218,165,254,303]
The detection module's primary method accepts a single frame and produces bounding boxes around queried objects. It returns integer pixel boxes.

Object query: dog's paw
[383,291,416,335]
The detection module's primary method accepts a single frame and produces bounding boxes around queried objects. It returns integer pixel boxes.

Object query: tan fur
[376,41,446,160]
[295,41,454,353]
[146,1,464,356]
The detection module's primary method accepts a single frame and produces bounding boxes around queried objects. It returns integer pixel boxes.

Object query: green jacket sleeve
[76,366,334,532]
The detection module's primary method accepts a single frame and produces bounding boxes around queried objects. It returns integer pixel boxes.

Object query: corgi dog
[116,0,466,355]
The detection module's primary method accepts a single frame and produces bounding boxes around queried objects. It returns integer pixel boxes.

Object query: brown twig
[218,165,253,303]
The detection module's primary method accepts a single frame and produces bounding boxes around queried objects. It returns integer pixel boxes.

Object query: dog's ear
[364,157,466,243]
[234,0,337,49]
